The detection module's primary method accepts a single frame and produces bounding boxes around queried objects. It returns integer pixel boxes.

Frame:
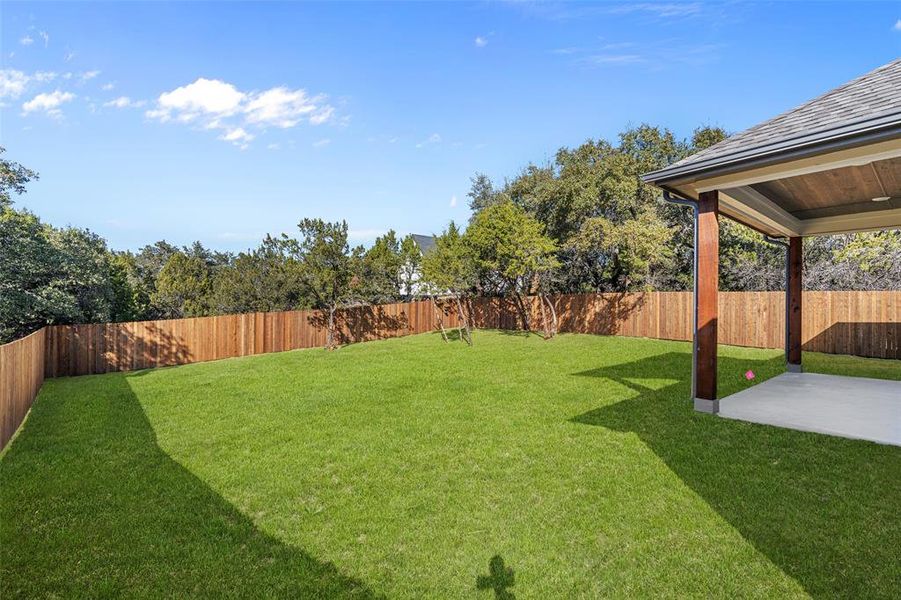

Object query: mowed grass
[2,331,899,598]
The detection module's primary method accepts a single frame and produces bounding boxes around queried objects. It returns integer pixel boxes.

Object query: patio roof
[643,58,901,237]
[641,59,900,415]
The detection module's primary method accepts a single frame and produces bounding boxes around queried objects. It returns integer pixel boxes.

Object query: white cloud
[0,70,30,98]
[81,70,101,81]
[103,96,145,109]
[312,138,331,147]
[218,127,254,148]
[608,3,702,18]
[146,77,337,147]
[267,143,281,150]
[102,82,115,91]
[149,78,245,123]
[39,31,50,47]
[586,54,644,65]
[894,19,901,31]
[450,195,458,208]
[22,90,75,118]
[309,105,334,125]
[0,69,60,98]
[64,49,75,62]
[416,132,442,148]
[20,35,34,46]
[474,36,488,48]
[245,87,331,128]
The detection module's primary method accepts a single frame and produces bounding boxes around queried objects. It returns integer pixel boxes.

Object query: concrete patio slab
[718,372,901,446]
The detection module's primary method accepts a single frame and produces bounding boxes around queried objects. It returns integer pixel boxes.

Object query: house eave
[642,114,901,187]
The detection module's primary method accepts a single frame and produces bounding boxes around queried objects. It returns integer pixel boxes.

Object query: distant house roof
[643,59,901,186]
[411,234,436,255]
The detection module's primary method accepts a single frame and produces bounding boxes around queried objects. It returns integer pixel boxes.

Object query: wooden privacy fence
[0,328,45,449]
[472,291,899,359]
[1,290,897,448]
[41,290,900,378]
[44,300,461,378]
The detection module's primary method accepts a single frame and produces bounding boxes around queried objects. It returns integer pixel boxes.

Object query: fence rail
[1,290,898,449]
[0,328,46,449]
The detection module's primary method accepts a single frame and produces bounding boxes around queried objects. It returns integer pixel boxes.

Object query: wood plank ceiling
[751,156,901,220]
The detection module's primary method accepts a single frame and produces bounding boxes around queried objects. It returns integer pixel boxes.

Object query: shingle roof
[644,58,901,184]
[411,234,436,255]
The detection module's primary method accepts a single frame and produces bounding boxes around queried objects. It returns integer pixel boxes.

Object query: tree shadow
[552,293,647,336]
[476,555,515,600]
[468,293,647,337]
[307,304,411,346]
[570,352,901,598]
[0,372,382,598]
[46,321,195,377]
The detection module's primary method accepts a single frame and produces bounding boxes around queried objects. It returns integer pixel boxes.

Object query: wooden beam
[787,237,803,370]
[695,190,719,410]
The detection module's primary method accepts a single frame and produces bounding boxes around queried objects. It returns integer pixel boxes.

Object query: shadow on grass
[0,373,381,598]
[476,555,515,599]
[571,352,901,598]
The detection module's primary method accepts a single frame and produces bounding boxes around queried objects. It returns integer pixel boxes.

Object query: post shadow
[476,555,515,600]
[0,372,382,598]
[570,352,901,598]
[804,322,900,360]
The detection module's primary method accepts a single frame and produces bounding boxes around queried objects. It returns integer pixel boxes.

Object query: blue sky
[2,1,899,252]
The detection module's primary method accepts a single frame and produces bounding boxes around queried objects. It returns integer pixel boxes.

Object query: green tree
[464,202,558,332]
[132,241,180,318]
[568,209,674,291]
[398,234,422,301]
[108,252,151,322]
[467,173,502,216]
[0,208,118,341]
[420,221,477,343]
[806,231,901,291]
[361,230,403,303]
[0,147,38,209]
[0,209,63,340]
[212,235,306,314]
[153,252,214,318]
[468,124,734,293]
[295,218,364,349]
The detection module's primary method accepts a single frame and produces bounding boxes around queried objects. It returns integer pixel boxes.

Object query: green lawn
[2,331,899,598]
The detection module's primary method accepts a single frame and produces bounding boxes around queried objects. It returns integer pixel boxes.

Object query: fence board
[0,328,46,449]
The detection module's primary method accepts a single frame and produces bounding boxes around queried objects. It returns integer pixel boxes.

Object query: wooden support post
[695,190,719,412]
[787,236,803,371]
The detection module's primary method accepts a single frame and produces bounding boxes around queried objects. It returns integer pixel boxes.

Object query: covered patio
[719,372,900,445]
[643,58,900,443]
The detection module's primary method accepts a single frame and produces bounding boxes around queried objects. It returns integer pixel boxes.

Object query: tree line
[2,129,899,345]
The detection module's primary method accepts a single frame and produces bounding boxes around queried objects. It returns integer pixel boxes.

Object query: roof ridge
[649,58,901,179]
